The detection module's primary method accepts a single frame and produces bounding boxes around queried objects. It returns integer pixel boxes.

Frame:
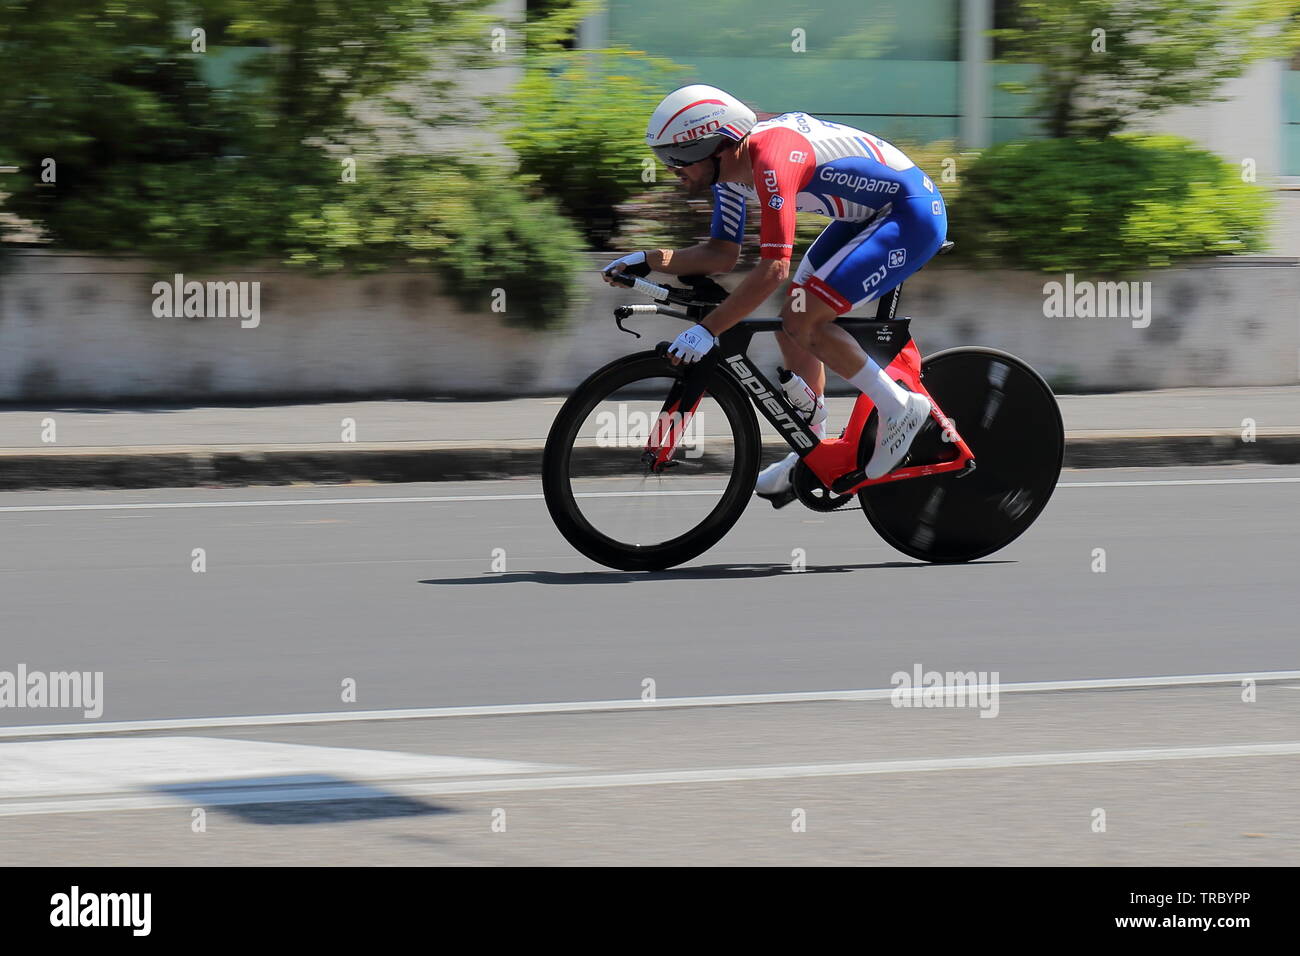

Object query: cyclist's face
[671,159,712,197]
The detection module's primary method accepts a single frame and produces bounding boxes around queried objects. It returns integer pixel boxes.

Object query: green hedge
[6,151,583,329]
[282,157,585,329]
[950,135,1270,274]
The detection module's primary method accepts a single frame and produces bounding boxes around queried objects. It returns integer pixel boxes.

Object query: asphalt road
[2,464,1298,864]
[1,464,1297,719]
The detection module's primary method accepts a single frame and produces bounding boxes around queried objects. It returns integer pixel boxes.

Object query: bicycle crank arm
[829,466,870,496]
[829,454,977,495]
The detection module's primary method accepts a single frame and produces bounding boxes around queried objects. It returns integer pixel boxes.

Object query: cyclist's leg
[785,198,946,383]
[782,219,869,406]
[755,223,864,501]
[759,278,837,495]
[784,198,947,477]
[773,332,824,412]
[818,196,947,314]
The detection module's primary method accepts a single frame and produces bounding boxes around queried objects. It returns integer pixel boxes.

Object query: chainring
[792,460,855,512]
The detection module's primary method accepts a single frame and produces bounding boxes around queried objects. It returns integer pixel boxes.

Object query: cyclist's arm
[647,180,745,275]
[699,258,787,336]
[701,127,813,335]
[648,239,739,276]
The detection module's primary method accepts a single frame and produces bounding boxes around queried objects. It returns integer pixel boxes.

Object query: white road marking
[0,475,1296,514]
[390,741,1300,797]
[3,740,1298,817]
[2,671,1296,740]
[1056,477,1300,489]
[0,491,715,513]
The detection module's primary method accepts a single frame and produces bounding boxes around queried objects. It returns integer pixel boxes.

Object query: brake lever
[614,306,642,339]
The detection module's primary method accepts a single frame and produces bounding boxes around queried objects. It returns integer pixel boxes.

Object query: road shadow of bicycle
[153,775,453,825]
[420,560,1013,586]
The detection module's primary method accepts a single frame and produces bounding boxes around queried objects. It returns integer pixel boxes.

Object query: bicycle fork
[641,352,715,472]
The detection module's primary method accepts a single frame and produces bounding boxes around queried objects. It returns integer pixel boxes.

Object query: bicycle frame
[638,283,976,497]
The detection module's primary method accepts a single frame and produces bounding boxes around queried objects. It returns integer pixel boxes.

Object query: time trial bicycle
[542,244,1064,571]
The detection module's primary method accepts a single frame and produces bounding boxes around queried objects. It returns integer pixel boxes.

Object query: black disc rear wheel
[858,347,1063,562]
[542,351,760,571]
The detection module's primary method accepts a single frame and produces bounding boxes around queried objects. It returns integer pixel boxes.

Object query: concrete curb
[1063,435,1300,468]
[1,434,1297,490]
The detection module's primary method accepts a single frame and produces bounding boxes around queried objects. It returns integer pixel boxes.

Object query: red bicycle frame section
[643,287,975,496]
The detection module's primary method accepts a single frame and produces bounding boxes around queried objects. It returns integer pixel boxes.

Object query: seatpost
[874,284,902,321]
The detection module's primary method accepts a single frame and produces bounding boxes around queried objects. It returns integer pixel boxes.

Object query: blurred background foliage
[504,0,685,247]
[591,0,1290,275]
[0,0,584,327]
[950,135,1271,273]
[994,0,1300,139]
[0,0,1295,326]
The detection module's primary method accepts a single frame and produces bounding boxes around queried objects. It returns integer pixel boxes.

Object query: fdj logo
[861,264,887,293]
[768,195,784,210]
[888,249,906,268]
[762,169,778,190]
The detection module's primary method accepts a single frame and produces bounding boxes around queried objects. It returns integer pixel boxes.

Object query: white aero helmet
[646,84,757,168]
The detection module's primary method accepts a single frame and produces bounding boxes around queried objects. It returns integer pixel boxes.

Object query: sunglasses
[651,143,716,169]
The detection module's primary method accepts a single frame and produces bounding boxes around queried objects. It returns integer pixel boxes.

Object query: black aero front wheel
[542,351,761,571]
[858,347,1064,563]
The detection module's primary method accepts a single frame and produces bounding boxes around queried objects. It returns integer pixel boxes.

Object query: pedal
[757,488,797,510]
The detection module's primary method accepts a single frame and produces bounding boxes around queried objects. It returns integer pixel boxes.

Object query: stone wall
[0,250,1295,401]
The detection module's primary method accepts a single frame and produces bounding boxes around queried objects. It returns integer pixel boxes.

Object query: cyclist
[603,84,947,499]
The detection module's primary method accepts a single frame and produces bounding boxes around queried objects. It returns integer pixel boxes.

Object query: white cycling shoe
[865,392,933,480]
[755,451,799,500]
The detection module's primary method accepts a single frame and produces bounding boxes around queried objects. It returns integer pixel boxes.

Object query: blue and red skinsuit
[709,111,947,314]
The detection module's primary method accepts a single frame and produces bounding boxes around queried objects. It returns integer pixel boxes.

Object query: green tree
[995,0,1300,138]
[505,0,684,246]
[0,0,497,229]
